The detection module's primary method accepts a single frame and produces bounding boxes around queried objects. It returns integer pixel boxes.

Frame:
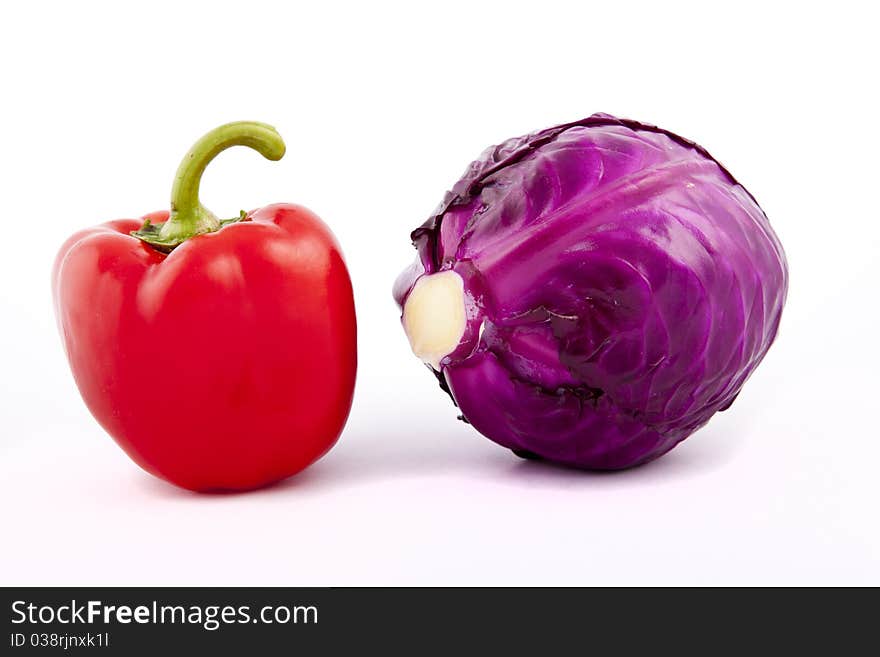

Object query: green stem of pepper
[132,121,286,252]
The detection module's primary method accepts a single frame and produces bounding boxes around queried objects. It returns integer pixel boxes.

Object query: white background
[1,1,878,585]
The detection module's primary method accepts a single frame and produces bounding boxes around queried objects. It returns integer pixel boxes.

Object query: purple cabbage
[394,113,788,469]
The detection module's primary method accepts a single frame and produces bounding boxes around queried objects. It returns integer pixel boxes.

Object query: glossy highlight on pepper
[54,122,357,491]
[395,113,788,469]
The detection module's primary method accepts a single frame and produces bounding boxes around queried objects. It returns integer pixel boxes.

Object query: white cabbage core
[402,271,466,370]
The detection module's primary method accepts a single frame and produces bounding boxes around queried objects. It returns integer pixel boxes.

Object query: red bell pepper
[53,122,357,492]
